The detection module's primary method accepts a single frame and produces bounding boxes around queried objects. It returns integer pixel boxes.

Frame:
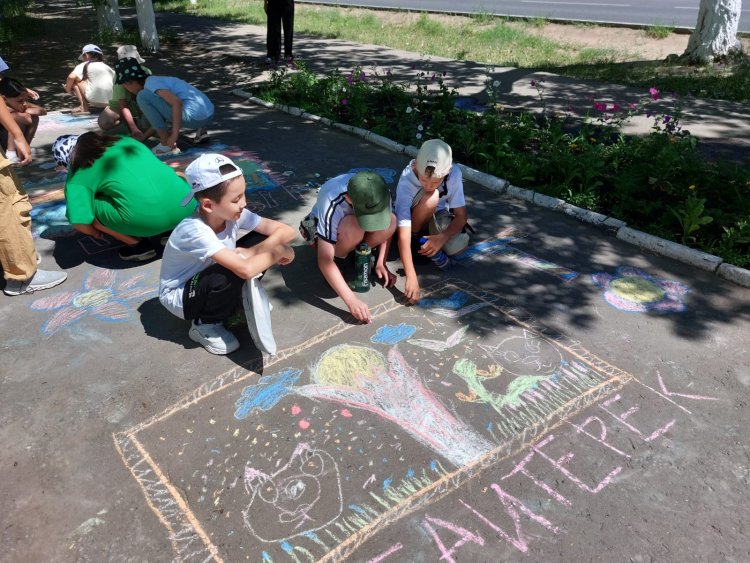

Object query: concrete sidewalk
[1,10,750,563]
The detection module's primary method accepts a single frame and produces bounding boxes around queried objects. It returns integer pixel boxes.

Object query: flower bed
[252,63,750,267]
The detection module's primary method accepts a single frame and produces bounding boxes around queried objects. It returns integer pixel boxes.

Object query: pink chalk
[341,409,353,418]
[298,419,310,429]
[291,404,301,416]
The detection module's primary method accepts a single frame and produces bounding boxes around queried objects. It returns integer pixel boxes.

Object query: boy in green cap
[300,171,396,323]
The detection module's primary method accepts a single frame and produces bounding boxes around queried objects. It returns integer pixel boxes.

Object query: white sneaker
[4,269,67,296]
[242,275,277,355]
[188,320,240,355]
[152,143,180,156]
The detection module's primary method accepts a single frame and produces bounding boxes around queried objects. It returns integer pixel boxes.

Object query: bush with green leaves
[251,64,750,267]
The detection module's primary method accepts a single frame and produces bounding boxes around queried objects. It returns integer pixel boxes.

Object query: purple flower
[530,80,536,87]
[346,73,353,85]
[359,72,366,82]
[341,98,349,106]
[386,68,393,76]
[663,115,671,124]
[629,103,638,110]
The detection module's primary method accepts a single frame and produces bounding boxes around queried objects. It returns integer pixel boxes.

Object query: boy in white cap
[98,45,154,140]
[64,44,115,115]
[159,153,296,355]
[395,139,469,303]
[300,171,396,324]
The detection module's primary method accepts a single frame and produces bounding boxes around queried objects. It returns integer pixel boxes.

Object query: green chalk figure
[452,358,552,411]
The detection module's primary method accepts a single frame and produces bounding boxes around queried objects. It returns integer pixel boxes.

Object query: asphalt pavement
[1,10,749,563]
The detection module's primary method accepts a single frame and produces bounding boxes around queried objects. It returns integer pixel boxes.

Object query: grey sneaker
[4,269,67,296]
[242,275,277,355]
[188,320,239,355]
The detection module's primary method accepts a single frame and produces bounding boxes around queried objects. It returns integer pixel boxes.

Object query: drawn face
[242,443,342,543]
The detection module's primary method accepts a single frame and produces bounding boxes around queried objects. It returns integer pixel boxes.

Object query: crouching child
[395,139,470,303]
[159,153,296,355]
[300,171,396,324]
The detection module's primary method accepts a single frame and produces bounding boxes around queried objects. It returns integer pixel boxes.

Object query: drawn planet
[609,276,666,303]
[311,344,387,387]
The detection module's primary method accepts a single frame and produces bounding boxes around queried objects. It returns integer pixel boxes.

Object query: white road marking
[522,0,631,5]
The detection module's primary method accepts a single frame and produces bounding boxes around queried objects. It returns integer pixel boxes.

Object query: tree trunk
[135,0,160,52]
[683,0,743,62]
[96,0,123,34]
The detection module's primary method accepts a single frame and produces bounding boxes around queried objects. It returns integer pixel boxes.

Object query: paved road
[299,0,750,33]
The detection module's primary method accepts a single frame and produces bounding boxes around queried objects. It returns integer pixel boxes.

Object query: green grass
[153,0,750,102]
[644,24,676,39]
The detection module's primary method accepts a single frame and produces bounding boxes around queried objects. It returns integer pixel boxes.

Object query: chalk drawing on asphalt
[243,442,343,542]
[113,279,634,562]
[454,227,579,281]
[29,268,157,337]
[591,266,689,312]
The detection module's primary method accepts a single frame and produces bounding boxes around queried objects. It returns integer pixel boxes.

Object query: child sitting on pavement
[63,44,115,115]
[0,77,47,164]
[114,58,214,155]
[299,171,396,324]
[395,139,470,303]
[159,153,296,355]
[98,45,155,141]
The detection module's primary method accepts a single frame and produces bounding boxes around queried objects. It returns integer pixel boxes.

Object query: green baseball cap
[347,172,391,232]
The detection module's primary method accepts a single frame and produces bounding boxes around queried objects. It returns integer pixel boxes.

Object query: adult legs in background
[266,0,283,62]
[281,0,295,59]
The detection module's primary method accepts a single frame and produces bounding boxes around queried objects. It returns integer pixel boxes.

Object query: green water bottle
[353,242,371,293]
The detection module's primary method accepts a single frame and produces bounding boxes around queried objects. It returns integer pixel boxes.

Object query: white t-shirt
[394,162,465,229]
[72,61,115,105]
[310,173,356,244]
[159,209,261,319]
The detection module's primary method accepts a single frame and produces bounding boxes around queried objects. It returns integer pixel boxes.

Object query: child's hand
[404,276,421,304]
[375,262,396,288]
[26,88,39,100]
[277,245,295,265]
[344,296,371,324]
[417,234,446,257]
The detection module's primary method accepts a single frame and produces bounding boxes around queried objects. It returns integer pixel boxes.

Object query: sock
[6,150,17,159]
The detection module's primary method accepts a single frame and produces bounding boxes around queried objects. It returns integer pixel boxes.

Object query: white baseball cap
[79,44,103,60]
[183,153,244,205]
[116,44,145,63]
[415,139,452,178]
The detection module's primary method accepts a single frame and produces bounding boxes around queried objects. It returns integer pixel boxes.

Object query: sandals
[191,128,209,144]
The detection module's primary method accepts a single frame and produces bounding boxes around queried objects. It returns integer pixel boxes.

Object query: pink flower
[611,103,621,112]
[341,98,349,105]
[594,101,607,111]
[629,103,638,110]
[649,87,660,101]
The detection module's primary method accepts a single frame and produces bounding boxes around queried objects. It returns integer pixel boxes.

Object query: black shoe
[118,239,157,262]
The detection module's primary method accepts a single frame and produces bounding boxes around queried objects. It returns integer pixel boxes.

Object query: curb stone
[616,227,723,272]
[231,88,750,289]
